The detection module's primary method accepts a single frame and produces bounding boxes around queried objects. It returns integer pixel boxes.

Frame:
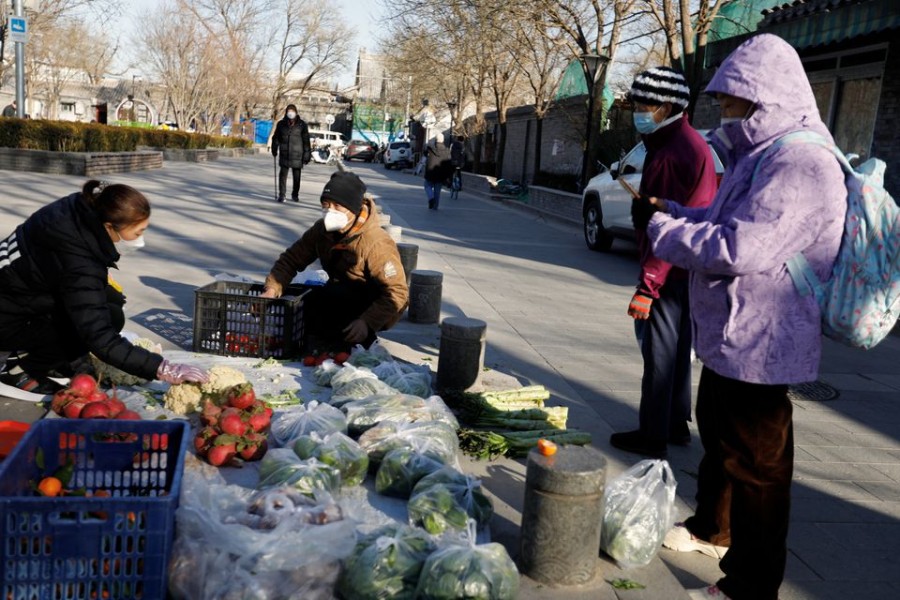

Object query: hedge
[0,118,251,152]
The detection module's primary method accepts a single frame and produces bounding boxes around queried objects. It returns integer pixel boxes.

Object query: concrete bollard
[407,270,442,324]
[379,213,391,227]
[383,225,402,242]
[519,445,607,586]
[396,243,418,286]
[437,317,487,391]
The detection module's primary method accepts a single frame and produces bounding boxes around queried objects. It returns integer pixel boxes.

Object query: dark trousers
[303,281,377,352]
[685,366,793,600]
[638,278,693,441]
[279,166,301,199]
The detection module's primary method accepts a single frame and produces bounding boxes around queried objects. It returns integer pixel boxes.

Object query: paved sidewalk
[2,156,898,599]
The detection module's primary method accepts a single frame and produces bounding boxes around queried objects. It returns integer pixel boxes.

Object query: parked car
[345,139,378,162]
[581,133,725,251]
[383,141,412,169]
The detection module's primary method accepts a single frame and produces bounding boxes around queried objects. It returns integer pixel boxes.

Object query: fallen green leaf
[607,578,646,590]
[35,447,45,470]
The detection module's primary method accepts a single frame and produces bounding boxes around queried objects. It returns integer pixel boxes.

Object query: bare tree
[267,0,354,121]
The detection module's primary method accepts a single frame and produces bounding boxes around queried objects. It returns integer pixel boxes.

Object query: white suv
[582,134,724,251]
[384,141,412,169]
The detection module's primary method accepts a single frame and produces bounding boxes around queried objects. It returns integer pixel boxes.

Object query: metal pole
[14,0,25,118]
[581,89,594,190]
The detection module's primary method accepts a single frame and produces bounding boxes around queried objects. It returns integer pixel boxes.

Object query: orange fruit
[37,476,63,497]
[537,439,558,457]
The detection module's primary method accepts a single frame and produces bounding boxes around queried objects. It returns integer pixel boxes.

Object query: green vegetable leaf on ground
[607,578,646,590]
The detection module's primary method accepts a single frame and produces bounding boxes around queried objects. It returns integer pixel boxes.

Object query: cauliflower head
[200,365,248,394]
[91,338,162,386]
[163,383,203,415]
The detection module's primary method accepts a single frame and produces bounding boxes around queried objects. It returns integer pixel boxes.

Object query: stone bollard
[396,243,418,286]
[383,225,402,242]
[379,213,391,227]
[519,445,607,586]
[407,270,443,324]
[437,317,487,391]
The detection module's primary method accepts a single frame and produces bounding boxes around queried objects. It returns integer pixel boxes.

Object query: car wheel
[384,162,391,169]
[584,199,614,252]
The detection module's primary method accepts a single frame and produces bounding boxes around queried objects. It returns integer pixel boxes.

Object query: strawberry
[51,389,78,415]
[333,351,350,365]
[207,436,238,467]
[193,427,218,457]
[302,355,317,366]
[238,432,268,461]
[247,410,270,433]
[80,402,111,419]
[68,373,98,397]
[314,353,330,366]
[200,400,223,427]
[219,409,247,436]
[226,383,256,410]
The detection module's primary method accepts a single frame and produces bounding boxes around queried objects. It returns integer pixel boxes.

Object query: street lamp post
[580,53,610,189]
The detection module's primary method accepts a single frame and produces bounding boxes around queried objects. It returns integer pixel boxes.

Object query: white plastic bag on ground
[600,459,677,568]
[270,400,348,447]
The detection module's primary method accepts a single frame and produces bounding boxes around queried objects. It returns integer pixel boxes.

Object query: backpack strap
[785,253,825,301]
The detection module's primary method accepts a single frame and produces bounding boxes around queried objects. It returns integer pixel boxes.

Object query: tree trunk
[495,120,507,179]
[533,116,543,177]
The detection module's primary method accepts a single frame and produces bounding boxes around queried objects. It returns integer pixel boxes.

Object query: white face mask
[115,235,145,255]
[286,111,297,119]
[322,208,350,232]
[720,116,743,126]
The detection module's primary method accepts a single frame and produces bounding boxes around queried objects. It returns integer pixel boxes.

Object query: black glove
[271,148,277,157]
[302,152,311,165]
[631,194,660,230]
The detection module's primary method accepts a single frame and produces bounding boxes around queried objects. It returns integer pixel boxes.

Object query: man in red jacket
[610,67,718,458]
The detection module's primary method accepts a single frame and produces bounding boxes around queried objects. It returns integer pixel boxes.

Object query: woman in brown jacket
[261,172,409,351]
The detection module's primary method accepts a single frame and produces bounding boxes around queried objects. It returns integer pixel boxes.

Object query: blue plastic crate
[0,419,189,600]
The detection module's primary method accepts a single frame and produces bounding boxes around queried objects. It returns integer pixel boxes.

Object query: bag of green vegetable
[375,447,445,498]
[372,360,435,398]
[270,400,348,447]
[257,448,342,497]
[345,395,458,436]
[312,358,341,386]
[414,522,519,600]
[330,362,378,389]
[600,459,677,568]
[336,524,437,600]
[357,420,460,465]
[407,467,493,534]
[292,431,369,487]
[346,341,393,368]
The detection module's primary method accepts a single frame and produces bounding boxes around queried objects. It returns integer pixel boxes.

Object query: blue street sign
[8,17,28,43]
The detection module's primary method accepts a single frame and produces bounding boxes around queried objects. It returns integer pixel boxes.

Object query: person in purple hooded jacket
[609,67,717,459]
[638,34,845,600]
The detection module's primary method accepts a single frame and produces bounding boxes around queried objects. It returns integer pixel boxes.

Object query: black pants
[638,278,693,441]
[0,286,125,378]
[685,367,793,600]
[279,166,301,199]
[302,281,377,352]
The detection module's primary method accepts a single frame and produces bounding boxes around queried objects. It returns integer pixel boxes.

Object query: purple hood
[647,34,845,384]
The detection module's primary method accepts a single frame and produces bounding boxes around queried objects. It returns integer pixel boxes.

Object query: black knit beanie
[627,66,691,109]
[320,171,366,215]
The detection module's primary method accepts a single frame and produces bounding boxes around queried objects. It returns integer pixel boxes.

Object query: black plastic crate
[192,281,309,358]
[0,419,189,600]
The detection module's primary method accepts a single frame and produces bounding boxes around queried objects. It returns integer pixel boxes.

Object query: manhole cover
[788,381,840,402]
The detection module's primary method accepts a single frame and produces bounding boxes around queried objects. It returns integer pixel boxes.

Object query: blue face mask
[633,108,661,134]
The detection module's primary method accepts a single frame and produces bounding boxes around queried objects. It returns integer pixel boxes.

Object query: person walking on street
[423,133,453,210]
[609,67,718,459]
[639,34,846,600]
[271,104,311,203]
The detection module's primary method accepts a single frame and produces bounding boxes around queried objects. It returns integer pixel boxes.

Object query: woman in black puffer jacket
[0,180,207,394]
[271,104,312,202]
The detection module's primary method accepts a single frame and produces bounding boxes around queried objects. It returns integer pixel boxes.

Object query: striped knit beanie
[627,67,691,109]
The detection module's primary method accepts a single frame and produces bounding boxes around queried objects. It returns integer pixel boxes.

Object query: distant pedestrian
[609,67,717,459]
[641,34,845,600]
[2,100,17,118]
[423,133,453,210]
[271,104,311,203]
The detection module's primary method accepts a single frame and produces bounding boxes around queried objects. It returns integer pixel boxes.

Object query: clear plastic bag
[372,361,434,398]
[414,521,519,600]
[357,420,460,466]
[257,448,342,497]
[375,447,446,498]
[346,341,393,368]
[311,359,341,386]
[407,467,494,534]
[167,466,355,600]
[270,400,347,447]
[291,431,369,487]
[600,459,677,568]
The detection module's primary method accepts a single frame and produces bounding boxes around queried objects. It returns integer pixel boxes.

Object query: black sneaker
[609,430,667,459]
[0,370,63,395]
[669,421,691,446]
[277,196,285,203]
[291,196,300,202]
